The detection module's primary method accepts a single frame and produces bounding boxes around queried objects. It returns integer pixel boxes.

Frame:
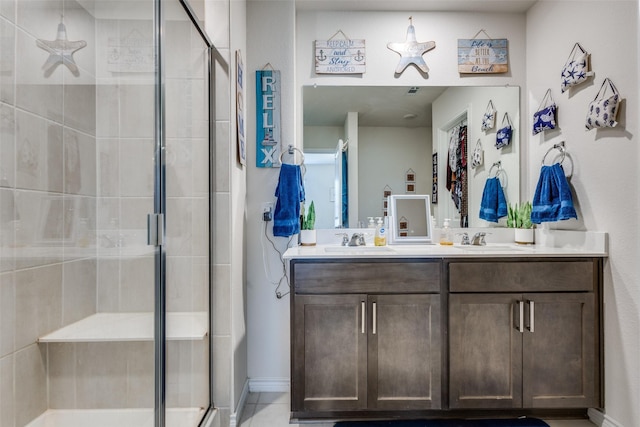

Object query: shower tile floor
[239,392,597,427]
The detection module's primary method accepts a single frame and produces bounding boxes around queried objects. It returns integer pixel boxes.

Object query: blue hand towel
[273,163,305,237]
[531,163,577,224]
[479,177,508,222]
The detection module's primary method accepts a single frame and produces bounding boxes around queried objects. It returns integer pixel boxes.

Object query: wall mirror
[388,195,434,244]
[302,85,520,229]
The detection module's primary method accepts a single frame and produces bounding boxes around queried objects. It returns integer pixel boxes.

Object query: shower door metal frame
[153,1,215,426]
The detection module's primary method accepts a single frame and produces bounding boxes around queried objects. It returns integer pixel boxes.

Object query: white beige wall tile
[97,138,120,197]
[119,84,154,138]
[119,138,154,197]
[212,264,230,336]
[119,256,154,312]
[46,342,75,408]
[214,192,230,265]
[62,259,96,325]
[0,353,15,427]
[215,121,230,192]
[0,272,15,357]
[14,344,46,426]
[15,28,63,123]
[14,264,62,350]
[15,110,63,193]
[0,19,15,104]
[0,103,15,184]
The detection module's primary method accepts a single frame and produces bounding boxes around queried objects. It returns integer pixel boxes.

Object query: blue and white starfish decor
[36,17,87,77]
[387,17,436,75]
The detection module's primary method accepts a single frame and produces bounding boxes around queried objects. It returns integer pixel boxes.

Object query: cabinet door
[449,293,523,409]
[368,294,441,410]
[522,293,598,408]
[292,294,367,412]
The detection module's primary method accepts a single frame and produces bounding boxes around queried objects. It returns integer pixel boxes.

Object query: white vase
[514,228,534,244]
[300,229,317,246]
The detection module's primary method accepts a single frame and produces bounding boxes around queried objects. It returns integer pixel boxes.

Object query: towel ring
[279,145,305,165]
[488,161,502,177]
[488,161,508,189]
[542,141,566,166]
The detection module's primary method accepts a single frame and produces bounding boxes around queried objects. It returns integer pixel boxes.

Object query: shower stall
[0,0,214,426]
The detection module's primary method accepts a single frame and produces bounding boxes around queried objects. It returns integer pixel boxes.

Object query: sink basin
[454,244,527,252]
[323,246,396,253]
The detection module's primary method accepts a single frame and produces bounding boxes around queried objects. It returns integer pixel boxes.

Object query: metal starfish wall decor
[36,17,87,77]
[387,17,436,75]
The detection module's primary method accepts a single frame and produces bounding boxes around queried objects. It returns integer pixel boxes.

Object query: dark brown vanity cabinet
[448,259,602,410]
[290,260,442,415]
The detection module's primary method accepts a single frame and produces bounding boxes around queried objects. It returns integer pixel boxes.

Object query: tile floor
[239,392,597,427]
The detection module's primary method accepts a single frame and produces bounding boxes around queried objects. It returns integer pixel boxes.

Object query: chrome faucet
[348,233,366,246]
[459,232,470,245]
[470,232,487,246]
[335,233,349,246]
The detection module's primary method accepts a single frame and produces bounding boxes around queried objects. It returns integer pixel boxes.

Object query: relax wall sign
[256,68,281,168]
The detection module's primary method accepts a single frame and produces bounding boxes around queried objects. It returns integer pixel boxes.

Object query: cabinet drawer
[449,259,596,292]
[292,260,441,294]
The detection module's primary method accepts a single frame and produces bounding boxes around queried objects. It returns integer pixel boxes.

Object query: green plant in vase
[301,200,315,230]
[507,201,534,243]
[300,201,316,246]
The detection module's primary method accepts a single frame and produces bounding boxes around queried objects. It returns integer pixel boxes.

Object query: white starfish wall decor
[387,17,436,75]
[36,18,87,77]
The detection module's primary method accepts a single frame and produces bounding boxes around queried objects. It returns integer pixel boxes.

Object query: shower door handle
[147,213,165,246]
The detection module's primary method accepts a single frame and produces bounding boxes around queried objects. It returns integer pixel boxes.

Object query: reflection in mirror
[388,195,434,244]
[302,86,519,229]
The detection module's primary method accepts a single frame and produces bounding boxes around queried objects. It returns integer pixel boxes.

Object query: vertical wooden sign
[255,69,281,168]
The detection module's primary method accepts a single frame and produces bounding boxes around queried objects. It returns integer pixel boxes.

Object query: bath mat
[334,418,550,427]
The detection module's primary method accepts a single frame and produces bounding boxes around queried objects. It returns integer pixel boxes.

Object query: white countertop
[283,229,608,259]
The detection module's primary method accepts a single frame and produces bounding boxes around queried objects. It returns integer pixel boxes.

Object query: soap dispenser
[374,217,387,246]
[439,218,453,245]
[368,217,375,228]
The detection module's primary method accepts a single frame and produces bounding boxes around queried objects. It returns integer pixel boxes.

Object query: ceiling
[303,86,448,128]
[295,0,537,13]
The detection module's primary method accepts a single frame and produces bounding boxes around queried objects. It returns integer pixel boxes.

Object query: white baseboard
[588,408,625,427]
[229,379,250,427]
[248,377,291,393]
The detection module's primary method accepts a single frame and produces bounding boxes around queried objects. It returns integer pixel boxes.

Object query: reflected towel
[273,164,305,237]
[479,177,508,223]
[531,163,577,224]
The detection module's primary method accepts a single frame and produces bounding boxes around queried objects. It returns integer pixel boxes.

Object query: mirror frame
[388,194,434,245]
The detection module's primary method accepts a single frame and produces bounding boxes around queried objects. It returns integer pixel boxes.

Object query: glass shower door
[161,1,212,426]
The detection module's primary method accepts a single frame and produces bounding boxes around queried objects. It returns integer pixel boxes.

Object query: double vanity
[284,231,607,422]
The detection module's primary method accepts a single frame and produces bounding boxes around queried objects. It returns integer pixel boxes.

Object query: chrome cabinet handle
[372,302,377,335]
[527,300,535,333]
[361,301,366,334]
[514,301,524,333]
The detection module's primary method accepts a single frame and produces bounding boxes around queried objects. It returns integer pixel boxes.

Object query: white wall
[526,2,638,427]
[246,0,296,387]
[358,126,432,221]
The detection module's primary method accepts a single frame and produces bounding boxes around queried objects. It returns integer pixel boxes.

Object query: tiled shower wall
[1,1,99,425]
